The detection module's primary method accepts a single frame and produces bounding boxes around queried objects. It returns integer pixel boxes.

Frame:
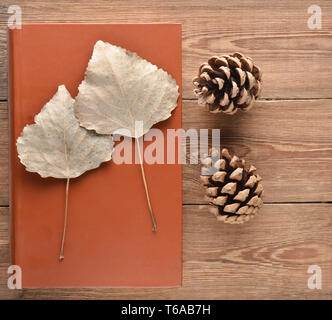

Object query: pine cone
[201,148,263,224]
[193,53,262,114]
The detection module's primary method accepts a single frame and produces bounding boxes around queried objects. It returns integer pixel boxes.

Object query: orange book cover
[9,24,182,288]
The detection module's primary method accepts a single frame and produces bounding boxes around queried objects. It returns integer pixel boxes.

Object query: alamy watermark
[307,5,322,30]
[7,5,22,29]
[7,265,22,289]
[307,265,322,290]
[111,121,221,166]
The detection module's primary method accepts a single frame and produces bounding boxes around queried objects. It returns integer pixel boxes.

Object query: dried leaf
[74,41,179,231]
[74,40,179,137]
[17,85,114,179]
[17,85,113,260]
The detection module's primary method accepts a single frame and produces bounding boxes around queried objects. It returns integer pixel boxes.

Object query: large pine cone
[201,148,263,224]
[193,53,262,114]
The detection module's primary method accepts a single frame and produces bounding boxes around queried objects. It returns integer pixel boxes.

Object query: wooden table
[0,0,331,299]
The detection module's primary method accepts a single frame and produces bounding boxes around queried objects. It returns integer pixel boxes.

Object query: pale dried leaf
[17,85,114,179]
[74,40,179,138]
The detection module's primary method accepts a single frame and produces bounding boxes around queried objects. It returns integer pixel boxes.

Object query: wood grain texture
[0,205,331,299]
[1,0,332,99]
[183,99,332,203]
[0,21,6,100]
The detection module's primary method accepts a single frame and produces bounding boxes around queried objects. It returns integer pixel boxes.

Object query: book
[9,23,182,287]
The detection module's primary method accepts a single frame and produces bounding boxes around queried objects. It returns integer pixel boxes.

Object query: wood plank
[2,99,332,205]
[0,207,21,300]
[0,204,331,299]
[0,24,7,101]
[0,207,9,264]
[183,99,332,203]
[1,0,332,99]
[0,102,8,205]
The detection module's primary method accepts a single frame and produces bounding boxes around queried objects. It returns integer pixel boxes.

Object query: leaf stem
[59,177,70,261]
[135,137,157,232]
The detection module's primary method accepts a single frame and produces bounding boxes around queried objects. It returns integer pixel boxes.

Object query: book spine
[8,28,20,266]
